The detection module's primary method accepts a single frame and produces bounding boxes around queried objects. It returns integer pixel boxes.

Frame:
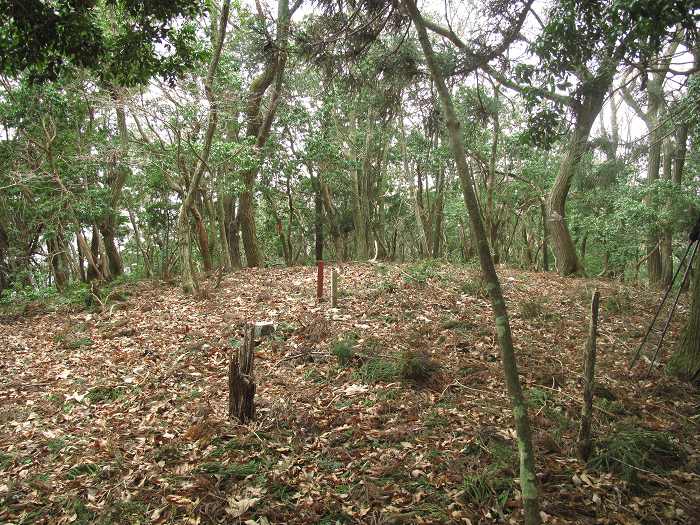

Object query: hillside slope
[1,262,699,524]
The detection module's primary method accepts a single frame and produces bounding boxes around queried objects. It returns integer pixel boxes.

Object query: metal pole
[630,242,694,369]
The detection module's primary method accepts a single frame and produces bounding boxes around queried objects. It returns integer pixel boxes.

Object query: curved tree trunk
[547,78,609,276]
[177,0,230,292]
[239,185,262,267]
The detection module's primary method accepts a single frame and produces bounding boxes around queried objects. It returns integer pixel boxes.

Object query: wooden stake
[577,290,600,461]
[316,260,324,301]
[331,269,338,307]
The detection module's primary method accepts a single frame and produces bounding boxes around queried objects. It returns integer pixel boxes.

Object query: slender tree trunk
[48,237,69,290]
[400,112,430,255]
[406,3,541,522]
[660,139,674,286]
[128,208,151,277]
[315,172,323,262]
[541,202,549,272]
[177,0,230,292]
[224,195,242,269]
[487,110,499,263]
[217,194,232,272]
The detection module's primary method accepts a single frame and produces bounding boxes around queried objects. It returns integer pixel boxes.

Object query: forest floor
[1,261,699,525]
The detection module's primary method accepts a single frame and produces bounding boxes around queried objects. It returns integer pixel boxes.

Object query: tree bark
[660,139,674,286]
[577,290,600,461]
[669,256,700,380]
[406,3,541,522]
[237,0,291,267]
[547,76,609,276]
[176,0,230,292]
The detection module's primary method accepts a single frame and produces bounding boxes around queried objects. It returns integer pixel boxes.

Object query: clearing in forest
[1,262,699,524]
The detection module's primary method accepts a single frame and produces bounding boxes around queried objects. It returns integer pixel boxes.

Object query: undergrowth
[588,423,686,491]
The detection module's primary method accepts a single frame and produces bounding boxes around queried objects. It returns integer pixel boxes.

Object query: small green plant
[66,463,100,480]
[461,472,512,507]
[461,473,492,505]
[87,385,123,403]
[527,387,552,408]
[67,336,93,350]
[423,409,450,429]
[461,277,488,298]
[198,460,259,480]
[399,350,440,384]
[46,438,68,454]
[404,260,442,286]
[356,357,398,383]
[588,423,686,489]
[331,336,357,366]
[519,297,546,319]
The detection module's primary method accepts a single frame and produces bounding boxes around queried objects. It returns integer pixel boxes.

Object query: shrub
[399,350,440,384]
[404,260,442,286]
[461,277,488,298]
[519,297,546,319]
[331,336,357,367]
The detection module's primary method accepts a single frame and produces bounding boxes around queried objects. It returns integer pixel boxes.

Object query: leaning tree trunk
[406,2,541,522]
[176,0,230,292]
[547,78,608,276]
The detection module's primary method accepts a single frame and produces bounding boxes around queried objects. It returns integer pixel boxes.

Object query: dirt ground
[1,262,699,524]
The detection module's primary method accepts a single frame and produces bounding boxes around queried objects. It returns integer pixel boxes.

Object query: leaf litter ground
[1,262,699,524]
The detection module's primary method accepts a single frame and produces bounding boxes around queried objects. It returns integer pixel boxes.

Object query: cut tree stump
[577,290,600,461]
[228,321,274,423]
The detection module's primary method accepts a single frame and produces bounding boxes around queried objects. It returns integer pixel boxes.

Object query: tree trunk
[177,0,230,292]
[669,259,700,380]
[48,237,69,290]
[541,202,549,271]
[238,0,291,267]
[321,183,344,261]
[406,3,541,522]
[239,186,263,266]
[315,172,323,262]
[217,194,232,272]
[547,77,609,276]
[660,139,674,286]
[224,195,242,269]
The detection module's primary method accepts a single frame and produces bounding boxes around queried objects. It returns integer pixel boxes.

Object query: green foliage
[198,460,259,480]
[87,386,123,403]
[588,423,686,489]
[461,276,488,298]
[66,463,100,480]
[331,335,357,367]
[355,358,398,384]
[404,260,442,286]
[461,472,512,508]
